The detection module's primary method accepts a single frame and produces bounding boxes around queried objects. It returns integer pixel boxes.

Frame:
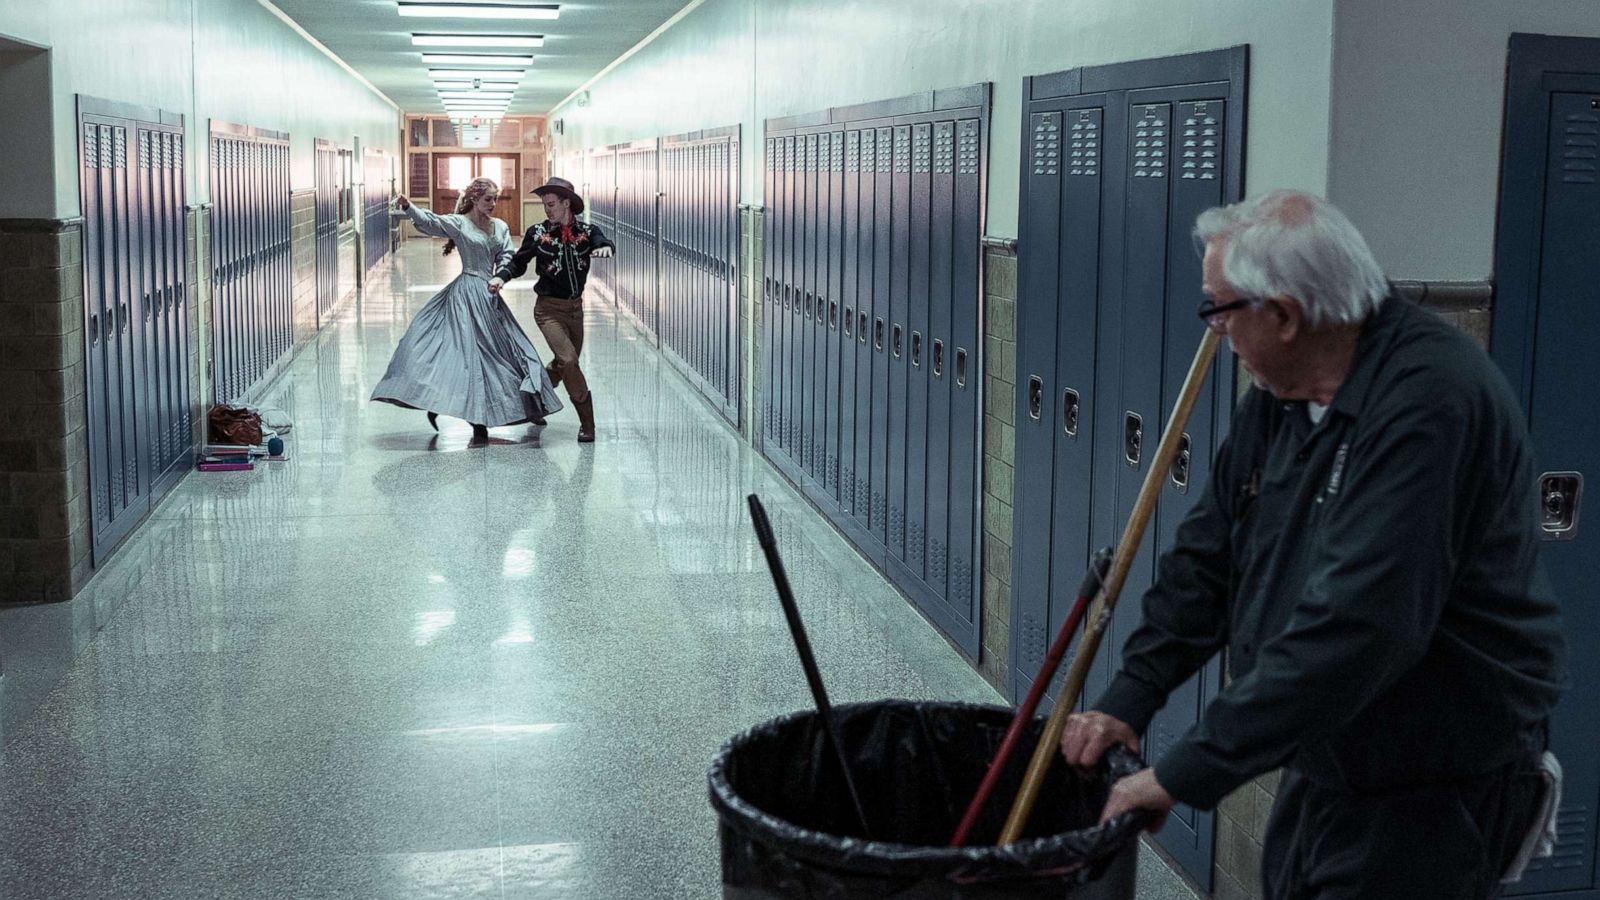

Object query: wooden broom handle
[998,328,1220,845]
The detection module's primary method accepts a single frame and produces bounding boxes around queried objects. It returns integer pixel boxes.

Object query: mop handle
[746,495,875,840]
[948,549,1111,847]
[998,328,1220,845]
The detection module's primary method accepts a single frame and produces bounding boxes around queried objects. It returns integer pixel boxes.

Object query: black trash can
[708,700,1146,899]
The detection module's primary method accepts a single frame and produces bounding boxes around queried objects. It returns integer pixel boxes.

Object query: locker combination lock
[932,340,944,377]
[1539,471,1583,541]
[955,349,968,388]
[911,331,922,368]
[1124,411,1143,467]
[1028,376,1044,421]
[893,325,903,359]
[1063,388,1080,438]
[1170,433,1192,493]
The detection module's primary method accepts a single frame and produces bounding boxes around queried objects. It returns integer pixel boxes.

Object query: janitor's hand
[1100,768,1174,832]
[592,247,614,258]
[1060,711,1140,770]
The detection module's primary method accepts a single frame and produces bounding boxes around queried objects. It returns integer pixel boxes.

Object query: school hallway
[0,237,1192,898]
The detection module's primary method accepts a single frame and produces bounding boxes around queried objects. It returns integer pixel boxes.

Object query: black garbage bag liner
[708,700,1149,898]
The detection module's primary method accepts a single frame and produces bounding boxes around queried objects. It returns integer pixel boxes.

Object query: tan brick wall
[740,206,764,443]
[291,190,317,349]
[0,219,92,603]
[978,247,1018,691]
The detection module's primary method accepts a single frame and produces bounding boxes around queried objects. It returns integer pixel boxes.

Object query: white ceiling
[268,0,690,116]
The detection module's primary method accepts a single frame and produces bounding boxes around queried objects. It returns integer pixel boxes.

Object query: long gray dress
[371,204,563,426]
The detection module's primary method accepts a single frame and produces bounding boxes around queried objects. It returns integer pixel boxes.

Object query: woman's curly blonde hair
[443,177,500,256]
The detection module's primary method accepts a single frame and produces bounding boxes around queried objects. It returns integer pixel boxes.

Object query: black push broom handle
[747,494,874,840]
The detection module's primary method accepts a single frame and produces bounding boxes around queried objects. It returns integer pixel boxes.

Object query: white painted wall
[1327,0,1600,279]
[548,0,1338,238]
[0,0,400,219]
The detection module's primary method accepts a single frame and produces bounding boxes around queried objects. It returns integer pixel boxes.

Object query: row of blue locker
[762,88,989,655]
[568,128,742,423]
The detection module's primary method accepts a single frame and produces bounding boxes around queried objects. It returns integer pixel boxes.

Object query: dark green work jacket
[1096,298,1567,810]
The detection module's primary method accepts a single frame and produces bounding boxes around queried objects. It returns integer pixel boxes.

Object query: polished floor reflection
[0,241,1197,898]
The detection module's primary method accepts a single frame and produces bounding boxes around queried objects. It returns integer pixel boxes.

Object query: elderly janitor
[1061,190,1567,898]
[489,177,614,444]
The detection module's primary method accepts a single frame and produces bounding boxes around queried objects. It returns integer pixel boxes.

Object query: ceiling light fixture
[429,68,525,80]
[399,3,560,21]
[421,53,534,66]
[413,33,544,48]
[433,80,519,90]
[439,91,515,99]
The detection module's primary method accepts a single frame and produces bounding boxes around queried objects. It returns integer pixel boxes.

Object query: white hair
[1194,190,1388,328]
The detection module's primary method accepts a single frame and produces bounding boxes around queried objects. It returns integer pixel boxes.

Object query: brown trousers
[534,295,589,404]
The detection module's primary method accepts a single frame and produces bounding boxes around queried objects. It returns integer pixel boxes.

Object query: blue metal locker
[871,126,893,547]
[887,124,912,562]
[904,122,933,578]
[925,120,956,598]
[1011,49,1246,891]
[851,127,878,537]
[948,116,984,645]
[840,130,862,517]
[763,137,778,445]
[1493,34,1600,898]
[825,131,845,504]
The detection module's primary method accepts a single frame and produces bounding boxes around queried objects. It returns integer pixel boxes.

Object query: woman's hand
[487,277,505,295]
[591,246,614,259]
[394,195,411,210]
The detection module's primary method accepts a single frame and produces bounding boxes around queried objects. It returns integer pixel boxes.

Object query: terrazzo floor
[0,239,1200,899]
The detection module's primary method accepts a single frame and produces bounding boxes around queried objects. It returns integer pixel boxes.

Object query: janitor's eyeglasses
[1196,298,1255,322]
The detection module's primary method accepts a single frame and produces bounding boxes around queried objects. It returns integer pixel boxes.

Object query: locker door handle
[875,318,885,351]
[1170,433,1192,492]
[89,313,100,345]
[806,292,814,319]
[956,348,968,387]
[119,301,130,335]
[911,331,922,368]
[1063,388,1081,437]
[1028,376,1044,420]
[1539,471,1583,540]
[1124,412,1144,467]
[858,311,869,343]
[892,325,903,359]
[143,293,152,322]
[844,306,854,338]
[829,301,839,330]
[932,339,944,377]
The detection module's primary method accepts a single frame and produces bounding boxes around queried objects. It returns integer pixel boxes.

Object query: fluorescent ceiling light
[434,80,519,90]
[422,53,534,66]
[429,68,525,80]
[400,3,560,21]
[413,33,544,48]
[444,102,511,109]
[439,91,514,99]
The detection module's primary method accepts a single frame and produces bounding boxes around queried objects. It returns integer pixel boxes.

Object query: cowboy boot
[546,362,563,389]
[575,394,596,444]
[471,424,490,445]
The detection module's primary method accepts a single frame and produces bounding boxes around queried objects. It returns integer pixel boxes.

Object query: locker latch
[1124,412,1143,468]
[830,301,839,330]
[893,325,903,359]
[1028,376,1044,421]
[932,340,944,377]
[89,313,100,346]
[911,331,922,368]
[1171,433,1192,493]
[1063,388,1080,438]
[1539,472,1583,541]
[875,319,885,351]
[844,307,854,338]
[859,311,869,344]
[956,349,968,388]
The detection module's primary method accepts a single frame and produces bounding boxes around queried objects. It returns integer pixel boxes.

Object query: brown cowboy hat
[531,176,585,215]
